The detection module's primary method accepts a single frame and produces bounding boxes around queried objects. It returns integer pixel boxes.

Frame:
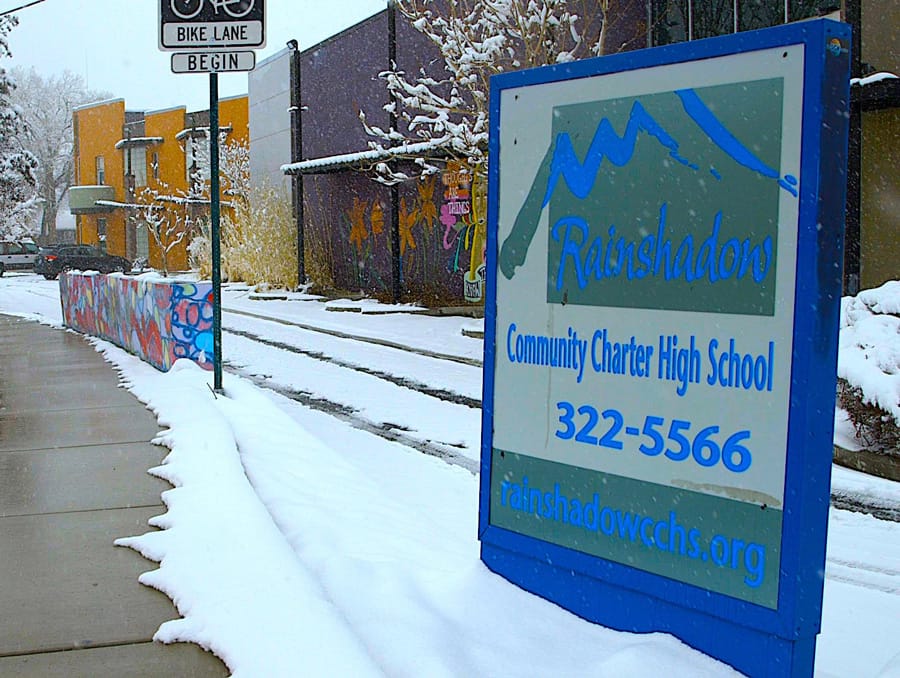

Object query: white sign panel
[162,21,264,49]
[486,43,810,611]
[160,0,265,51]
[171,50,256,73]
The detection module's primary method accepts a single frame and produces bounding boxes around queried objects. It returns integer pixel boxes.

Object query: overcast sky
[3,0,386,112]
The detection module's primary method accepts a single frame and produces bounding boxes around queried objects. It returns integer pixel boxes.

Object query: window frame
[95,155,106,185]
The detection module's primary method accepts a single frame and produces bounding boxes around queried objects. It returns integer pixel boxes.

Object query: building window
[653,0,837,46]
[97,218,107,247]
[95,156,105,185]
[131,146,148,188]
[152,152,160,181]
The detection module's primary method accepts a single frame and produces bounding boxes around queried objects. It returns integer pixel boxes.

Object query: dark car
[34,244,131,280]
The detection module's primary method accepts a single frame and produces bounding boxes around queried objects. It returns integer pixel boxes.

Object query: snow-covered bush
[189,138,298,289]
[225,184,297,289]
[186,222,211,278]
[837,280,900,456]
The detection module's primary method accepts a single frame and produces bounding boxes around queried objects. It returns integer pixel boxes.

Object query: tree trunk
[601,0,649,55]
[41,199,58,243]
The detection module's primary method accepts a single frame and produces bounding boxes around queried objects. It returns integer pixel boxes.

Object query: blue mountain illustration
[499,87,798,281]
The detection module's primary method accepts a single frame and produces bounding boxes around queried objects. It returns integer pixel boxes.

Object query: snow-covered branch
[362,0,608,184]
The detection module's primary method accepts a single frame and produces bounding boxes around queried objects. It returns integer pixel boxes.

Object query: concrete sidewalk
[0,315,227,677]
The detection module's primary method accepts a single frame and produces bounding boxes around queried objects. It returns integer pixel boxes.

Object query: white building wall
[249,47,292,193]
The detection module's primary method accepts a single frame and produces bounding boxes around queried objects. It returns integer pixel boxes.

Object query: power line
[0,0,47,18]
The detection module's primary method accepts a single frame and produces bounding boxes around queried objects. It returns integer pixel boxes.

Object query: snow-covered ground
[1,271,899,677]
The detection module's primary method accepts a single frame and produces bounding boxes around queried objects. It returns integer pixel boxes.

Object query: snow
[175,125,234,141]
[850,72,899,87]
[280,138,451,175]
[113,360,379,676]
[114,136,164,149]
[838,280,900,431]
[72,97,124,112]
[1,271,899,677]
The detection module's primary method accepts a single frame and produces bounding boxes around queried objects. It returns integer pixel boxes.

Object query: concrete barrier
[834,444,900,482]
[60,272,214,372]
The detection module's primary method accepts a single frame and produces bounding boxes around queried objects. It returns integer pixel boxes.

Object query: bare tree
[361,0,646,185]
[219,137,250,202]
[134,178,205,277]
[10,66,110,243]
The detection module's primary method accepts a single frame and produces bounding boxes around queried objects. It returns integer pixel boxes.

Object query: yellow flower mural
[399,198,418,255]
[417,176,438,232]
[348,197,368,252]
[370,200,384,236]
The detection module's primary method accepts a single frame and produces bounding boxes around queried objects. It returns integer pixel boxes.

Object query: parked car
[34,244,131,280]
[0,240,39,276]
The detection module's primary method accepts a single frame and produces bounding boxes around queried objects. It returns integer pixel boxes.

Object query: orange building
[70,94,249,272]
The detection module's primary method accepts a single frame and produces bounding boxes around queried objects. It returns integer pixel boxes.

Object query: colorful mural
[335,161,487,304]
[60,272,214,372]
[437,161,486,302]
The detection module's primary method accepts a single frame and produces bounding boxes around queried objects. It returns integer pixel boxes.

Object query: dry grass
[190,184,298,290]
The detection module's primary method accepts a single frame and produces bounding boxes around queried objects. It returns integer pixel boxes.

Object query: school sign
[479,20,851,677]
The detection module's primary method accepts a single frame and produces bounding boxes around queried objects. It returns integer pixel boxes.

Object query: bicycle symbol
[170,0,255,20]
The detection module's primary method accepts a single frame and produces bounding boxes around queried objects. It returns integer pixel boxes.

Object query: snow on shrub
[837,280,900,456]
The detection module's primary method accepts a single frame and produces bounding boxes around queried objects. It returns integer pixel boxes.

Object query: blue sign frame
[479,19,850,677]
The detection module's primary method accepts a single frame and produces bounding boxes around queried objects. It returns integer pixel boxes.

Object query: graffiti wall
[60,272,214,372]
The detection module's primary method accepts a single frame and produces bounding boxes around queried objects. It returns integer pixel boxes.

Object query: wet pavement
[0,314,228,676]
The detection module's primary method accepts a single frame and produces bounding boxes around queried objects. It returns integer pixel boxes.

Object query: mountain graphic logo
[498,79,797,316]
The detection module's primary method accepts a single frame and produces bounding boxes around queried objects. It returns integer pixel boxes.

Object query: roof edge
[74,97,125,113]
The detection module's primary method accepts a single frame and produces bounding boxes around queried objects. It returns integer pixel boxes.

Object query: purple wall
[295,8,484,305]
[291,3,640,305]
[301,14,390,159]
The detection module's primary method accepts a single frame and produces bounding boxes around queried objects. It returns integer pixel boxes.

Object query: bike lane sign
[159,0,265,51]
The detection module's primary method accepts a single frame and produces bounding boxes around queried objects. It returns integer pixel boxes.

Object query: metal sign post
[159,0,265,390]
[209,73,222,392]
